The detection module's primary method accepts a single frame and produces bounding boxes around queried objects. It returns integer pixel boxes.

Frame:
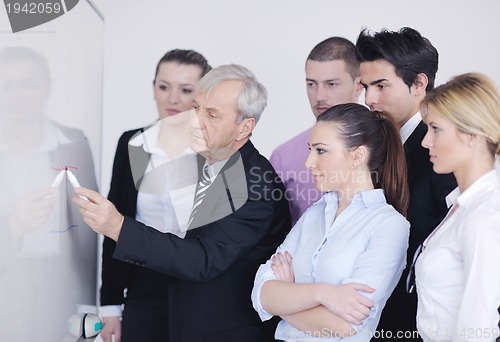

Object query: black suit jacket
[377,121,457,339]
[100,128,172,309]
[113,140,291,341]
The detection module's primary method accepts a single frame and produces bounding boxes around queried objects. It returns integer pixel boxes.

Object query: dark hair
[307,37,359,80]
[0,46,50,81]
[355,27,438,92]
[317,103,409,216]
[153,49,211,83]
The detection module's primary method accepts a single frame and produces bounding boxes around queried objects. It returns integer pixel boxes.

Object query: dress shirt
[101,122,192,317]
[270,128,322,225]
[252,189,409,341]
[400,112,422,144]
[205,157,230,182]
[131,121,190,237]
[415,170,500,342]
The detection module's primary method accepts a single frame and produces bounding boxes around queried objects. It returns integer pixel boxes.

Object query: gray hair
[197,64,267,123]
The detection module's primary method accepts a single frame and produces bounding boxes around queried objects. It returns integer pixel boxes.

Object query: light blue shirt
[252,189,410,341]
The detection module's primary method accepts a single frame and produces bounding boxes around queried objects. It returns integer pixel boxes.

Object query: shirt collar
[323,188,386,207]
[129,121,194,160]
[445,170,499,209]
[358,188,387,206]
[400,112,422,143]
[128,121,163,155]
[205,157,230,181]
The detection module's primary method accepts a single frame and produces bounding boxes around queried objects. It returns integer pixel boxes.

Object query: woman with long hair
[252,103,410,341]
[415,72,500,342]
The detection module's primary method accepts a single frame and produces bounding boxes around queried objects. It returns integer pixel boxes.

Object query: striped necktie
[187,164,211,227]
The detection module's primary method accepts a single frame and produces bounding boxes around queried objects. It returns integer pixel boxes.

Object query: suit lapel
[404,121,427,159]
[186,155,232,236]
[128,128,153,191]
[186,143,252,237]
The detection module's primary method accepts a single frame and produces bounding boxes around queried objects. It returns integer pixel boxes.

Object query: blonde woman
[415,72,500,341]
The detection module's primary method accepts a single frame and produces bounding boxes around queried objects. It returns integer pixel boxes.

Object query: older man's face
[191,80,246,163]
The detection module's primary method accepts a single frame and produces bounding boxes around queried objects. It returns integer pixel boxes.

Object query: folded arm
[282,306,355,338]
[261,280,373,328]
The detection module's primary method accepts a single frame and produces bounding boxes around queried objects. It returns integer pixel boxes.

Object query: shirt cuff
[341,277,379,334]
[98,305,122,318]
[251,263,276,321]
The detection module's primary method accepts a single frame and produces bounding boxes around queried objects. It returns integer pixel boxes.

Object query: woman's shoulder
[461,200,500,237]
[366,202,410,235]
[360,189,408,222]
[461,179,500,223]
[459,201,500,257]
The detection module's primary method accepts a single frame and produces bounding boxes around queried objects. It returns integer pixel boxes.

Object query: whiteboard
[0,2,103,341]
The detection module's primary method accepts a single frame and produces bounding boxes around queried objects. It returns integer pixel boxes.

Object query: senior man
[74,64,291,341]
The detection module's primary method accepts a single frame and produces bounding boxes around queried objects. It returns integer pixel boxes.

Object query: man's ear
[236,118,256,141]
[354,76,364,98]
[413,73,429,96]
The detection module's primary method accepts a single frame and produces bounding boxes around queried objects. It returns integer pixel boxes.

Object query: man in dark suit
[74,64,291,341]
[355,28,457,340]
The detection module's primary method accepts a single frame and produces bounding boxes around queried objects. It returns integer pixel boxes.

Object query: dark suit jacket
[113,140,291,341]
[100,128,172,312]
[377,121,457,339]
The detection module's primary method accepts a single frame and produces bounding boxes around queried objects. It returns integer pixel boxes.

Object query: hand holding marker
[51,167,89,201]
[67,169,89,201]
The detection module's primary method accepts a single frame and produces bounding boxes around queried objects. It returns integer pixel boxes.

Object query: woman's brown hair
[317,103,409,216]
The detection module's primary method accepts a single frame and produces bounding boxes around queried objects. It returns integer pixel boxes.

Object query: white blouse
[415,170,500,342]
[132,122,188,236]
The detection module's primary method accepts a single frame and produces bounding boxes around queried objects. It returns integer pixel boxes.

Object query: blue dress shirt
[252,189,410,341]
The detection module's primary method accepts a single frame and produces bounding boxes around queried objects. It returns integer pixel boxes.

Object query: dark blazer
[113,140,291,342]
[100,128,172,338]
[376,121,457,340]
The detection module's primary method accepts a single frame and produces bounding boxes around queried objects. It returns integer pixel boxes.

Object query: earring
[468,134,475,146]
[353,164,357,170]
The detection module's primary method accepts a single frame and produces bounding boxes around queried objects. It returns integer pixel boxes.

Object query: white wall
[97,0,500,197]
[0,1,102,340]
